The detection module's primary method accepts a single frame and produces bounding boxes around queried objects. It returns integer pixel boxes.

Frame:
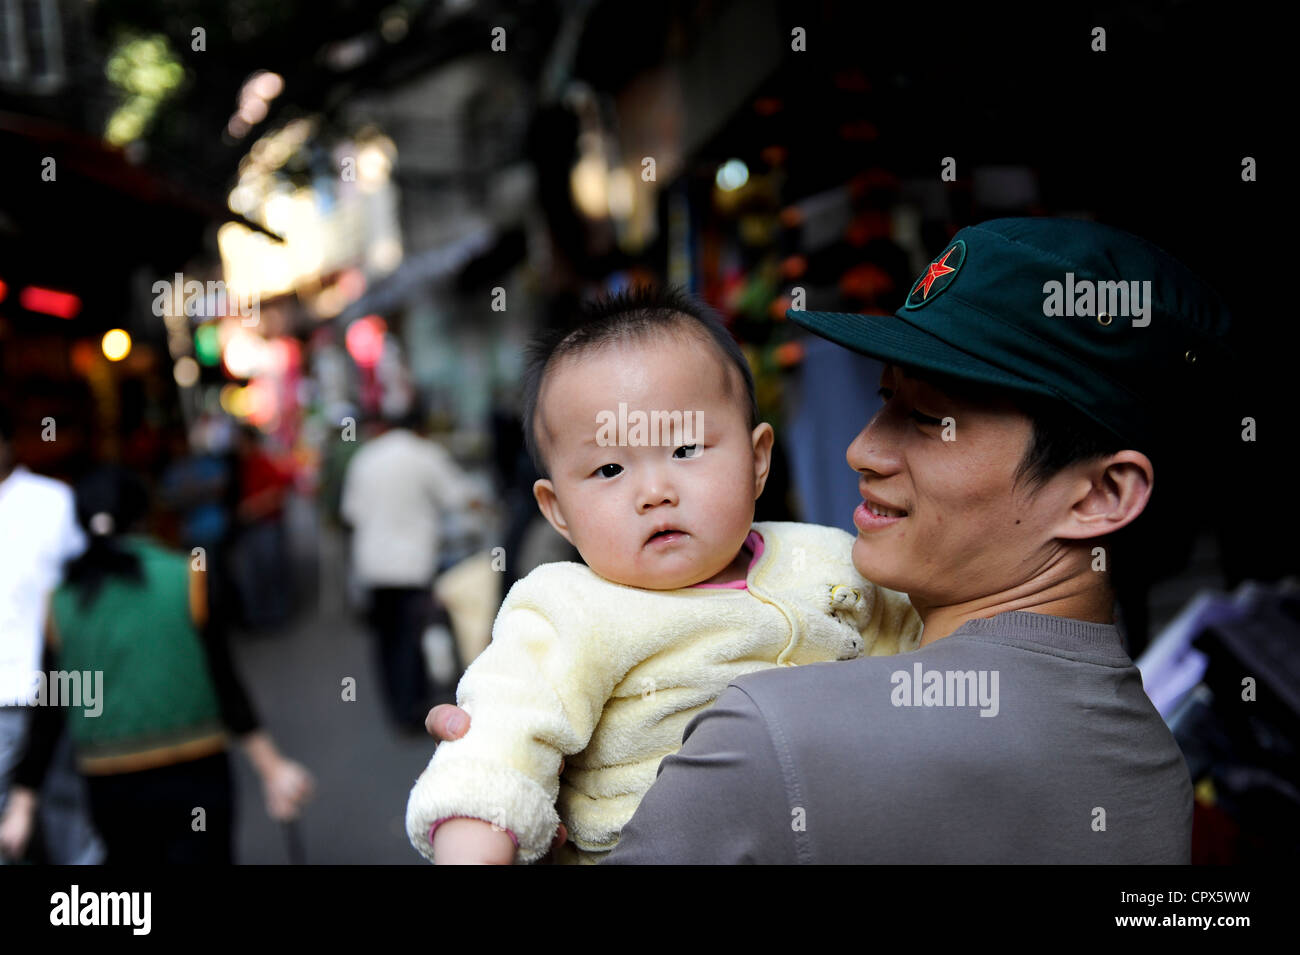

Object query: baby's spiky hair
[521,285,758,479]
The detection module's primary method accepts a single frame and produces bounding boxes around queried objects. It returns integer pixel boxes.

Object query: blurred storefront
[0,111,279,482]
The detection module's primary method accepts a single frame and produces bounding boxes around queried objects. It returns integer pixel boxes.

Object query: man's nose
[846,411,901,476]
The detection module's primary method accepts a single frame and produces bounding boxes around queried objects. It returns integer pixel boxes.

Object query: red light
[345,316,386,368]
[21,286,82,319]
[0,279,7,303]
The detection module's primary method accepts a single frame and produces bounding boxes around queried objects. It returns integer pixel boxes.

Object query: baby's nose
[638,477,678,510]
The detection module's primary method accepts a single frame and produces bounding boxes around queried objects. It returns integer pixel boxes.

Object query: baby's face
[533,332,772,590]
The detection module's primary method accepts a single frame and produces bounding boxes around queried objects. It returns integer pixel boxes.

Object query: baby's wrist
[430,816,519,864]
[429,815,520,846]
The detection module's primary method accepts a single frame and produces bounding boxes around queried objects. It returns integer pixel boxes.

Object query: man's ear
[533,478,574,544]
[1052,450,1154,541]
[750,422,775,500]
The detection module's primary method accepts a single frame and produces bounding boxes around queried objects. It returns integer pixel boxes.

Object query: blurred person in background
[159,422,240,620]
[0,405,104,865]
[0,465,314,864]
[340,401,484,733]
[229,425,295,631]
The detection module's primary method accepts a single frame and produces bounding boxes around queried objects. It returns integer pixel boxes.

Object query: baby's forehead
[538,334,745,432]
[555,336,739,402]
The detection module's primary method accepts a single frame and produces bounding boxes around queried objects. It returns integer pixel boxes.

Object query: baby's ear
[750,422,775,497]
[532,479,574,544]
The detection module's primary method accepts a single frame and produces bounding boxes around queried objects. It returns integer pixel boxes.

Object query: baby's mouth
[646,528,687,545]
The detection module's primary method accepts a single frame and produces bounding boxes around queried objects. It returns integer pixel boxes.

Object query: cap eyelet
[1097,312,1112,326]
[1185,350,1197,364]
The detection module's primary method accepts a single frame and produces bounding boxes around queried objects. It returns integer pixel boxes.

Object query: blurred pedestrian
[340,403,483,732]
[0,465,314,864]
[229,425,295,630]
[0,406,103,865]
[159,424,240,615]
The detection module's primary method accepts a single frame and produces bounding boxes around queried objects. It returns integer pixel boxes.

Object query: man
[341,404,483,732]
[0,407,104,864]
[428,218,1230,862]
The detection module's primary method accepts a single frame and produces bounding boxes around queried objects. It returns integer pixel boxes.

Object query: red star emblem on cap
[914,246,958,300]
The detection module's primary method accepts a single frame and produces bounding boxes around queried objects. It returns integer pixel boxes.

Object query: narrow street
[226,512,438,865]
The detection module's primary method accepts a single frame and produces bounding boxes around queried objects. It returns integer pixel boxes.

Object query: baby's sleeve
[858,583,924,656]
[405,597,617,864]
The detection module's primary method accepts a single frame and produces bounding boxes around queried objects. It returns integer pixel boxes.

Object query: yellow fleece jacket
[405,521,922,864]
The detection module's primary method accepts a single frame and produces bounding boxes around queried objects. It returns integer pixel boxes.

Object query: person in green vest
[0,465,314,863]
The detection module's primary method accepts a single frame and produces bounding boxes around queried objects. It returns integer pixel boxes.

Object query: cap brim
[786,308,1057,399]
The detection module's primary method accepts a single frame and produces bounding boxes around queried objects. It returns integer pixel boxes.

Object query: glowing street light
[102,329,132,361]
[715,159,749,192]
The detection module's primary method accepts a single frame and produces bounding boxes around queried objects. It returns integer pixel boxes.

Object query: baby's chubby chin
[580,534,743,591]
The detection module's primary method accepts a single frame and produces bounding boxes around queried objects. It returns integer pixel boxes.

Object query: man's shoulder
[728,638,1008,722]
[658,621,1191,864]
[731,652,903,702]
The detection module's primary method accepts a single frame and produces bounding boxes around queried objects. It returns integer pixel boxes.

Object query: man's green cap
[787,217,1235,454]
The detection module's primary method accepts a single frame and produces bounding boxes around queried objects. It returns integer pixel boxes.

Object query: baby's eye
[595,463,622,479]
[674,444,701,459]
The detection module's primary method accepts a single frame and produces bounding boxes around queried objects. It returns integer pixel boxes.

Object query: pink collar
[690,530,765,590]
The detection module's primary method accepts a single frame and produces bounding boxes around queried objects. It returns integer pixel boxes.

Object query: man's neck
[911,576,1115,647]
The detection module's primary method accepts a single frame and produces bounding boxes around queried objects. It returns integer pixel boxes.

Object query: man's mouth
[855,496,908,532]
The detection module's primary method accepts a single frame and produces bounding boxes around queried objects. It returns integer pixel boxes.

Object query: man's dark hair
[0,403,14,443]
[521,286,759,479]
[1012,395,1128,494]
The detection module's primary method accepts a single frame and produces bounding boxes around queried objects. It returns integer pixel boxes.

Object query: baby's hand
[432,817,517,865]
[423,704,570,860]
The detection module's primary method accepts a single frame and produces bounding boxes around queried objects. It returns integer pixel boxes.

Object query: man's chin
[851,538,907,591]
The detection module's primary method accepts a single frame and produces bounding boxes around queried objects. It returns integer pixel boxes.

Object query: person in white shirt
[340,407,483,731]
[0,407,104,863]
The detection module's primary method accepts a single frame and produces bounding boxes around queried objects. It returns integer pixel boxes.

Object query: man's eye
[674,444,701,459]
[880,386,941,425]
[596,463,622,478]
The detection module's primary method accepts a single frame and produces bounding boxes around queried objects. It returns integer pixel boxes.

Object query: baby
[405,287,921,864]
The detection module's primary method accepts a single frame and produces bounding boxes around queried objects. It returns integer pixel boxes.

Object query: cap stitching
[966,225,1090,276]
[970,227,1241,374]
[972,223,1234,332]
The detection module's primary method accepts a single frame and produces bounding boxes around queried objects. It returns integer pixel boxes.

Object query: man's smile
[855,490,908,532]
